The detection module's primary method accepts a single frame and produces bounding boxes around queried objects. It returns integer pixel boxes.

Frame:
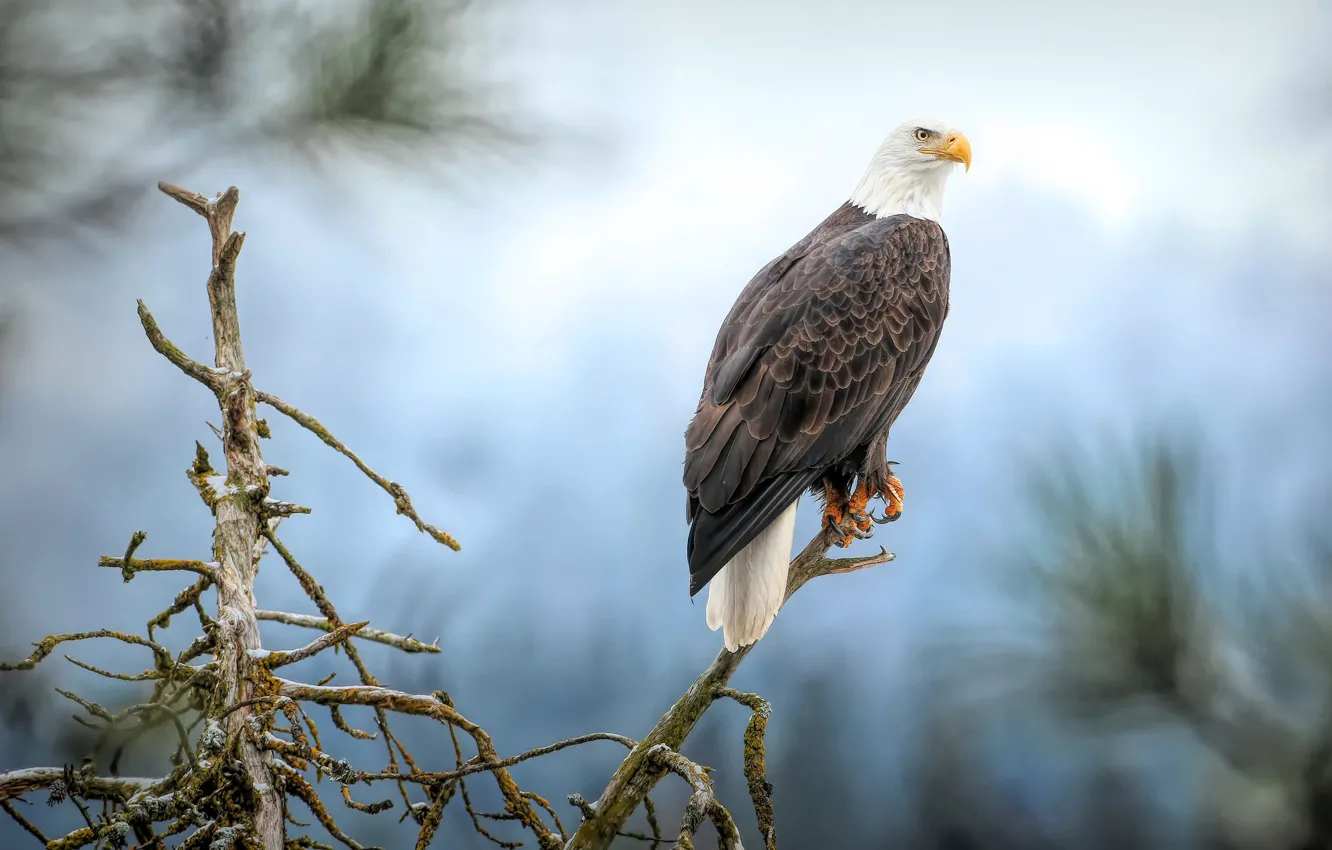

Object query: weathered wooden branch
[272,679,562,848]
[565,529,895,850]
[149,182,288,846]
[96,555,220,581]
[0,769,159,804]
[258,621,370,669]
[255,610,441,654]
[717,687,777,850]
[253,389,461,551]
[648,744,743,849]
[0,629,174,674]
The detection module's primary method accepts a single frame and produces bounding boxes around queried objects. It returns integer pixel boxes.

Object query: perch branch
[565,527,895,849]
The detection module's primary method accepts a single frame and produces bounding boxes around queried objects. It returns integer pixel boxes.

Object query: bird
[682,116,970,652]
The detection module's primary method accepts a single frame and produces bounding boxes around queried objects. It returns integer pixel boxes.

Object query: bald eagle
[683,117,971,652]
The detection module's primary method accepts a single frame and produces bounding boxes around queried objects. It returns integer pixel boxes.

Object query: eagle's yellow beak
[921,132,972,172]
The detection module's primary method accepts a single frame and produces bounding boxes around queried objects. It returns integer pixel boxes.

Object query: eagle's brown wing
[684,212,950,594]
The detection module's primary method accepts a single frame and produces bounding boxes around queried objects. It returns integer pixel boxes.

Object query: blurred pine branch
[1024,437,1208,717]
[1003,431,1330,848]
[0,0,553,245]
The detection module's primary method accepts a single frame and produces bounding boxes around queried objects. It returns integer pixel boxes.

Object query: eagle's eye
[913,128,930,143]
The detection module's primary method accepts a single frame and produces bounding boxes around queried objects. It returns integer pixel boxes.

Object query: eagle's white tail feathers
[705,499,800,652]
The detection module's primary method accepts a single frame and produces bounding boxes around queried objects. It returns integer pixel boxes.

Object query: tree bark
[165,183,286,846]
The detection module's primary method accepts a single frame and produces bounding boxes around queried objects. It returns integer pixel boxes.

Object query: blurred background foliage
[0,0,601,417]
[0,0,554,245]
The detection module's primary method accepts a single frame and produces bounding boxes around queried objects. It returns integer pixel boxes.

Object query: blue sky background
[1,1,1329,846]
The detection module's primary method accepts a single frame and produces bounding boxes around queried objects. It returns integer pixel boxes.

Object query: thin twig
[0,630,174,673]
[277,763,367,850]
[97,556,219,581]
[147,577,213,641]
[253,390,461,551]
[0,769,157,804]
[356,732,638,784]
[717,687,776,849]
[55,689,114,722]
[0,799,48,843]
[340,784,393,815]
[646,745,742,850]
[256,610,440,654]
[136,300,226,391]
[259,622,370,669]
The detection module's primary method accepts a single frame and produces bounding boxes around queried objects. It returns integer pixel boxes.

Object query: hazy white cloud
[620,0,1327,240]
[344,0,1323,375]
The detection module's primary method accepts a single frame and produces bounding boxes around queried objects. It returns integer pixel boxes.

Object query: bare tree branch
[0,798,48,843]
[717,688,777,850]
[154,182,287,846]
[254,389,460,551]
[96,555,220,581]
[565,533,895,849]
[0,769,158,804]
[0,629,174,673]
[353,733,638,785]
[259,622,371,670]
[647,744,742,850]
[255,610,440,654]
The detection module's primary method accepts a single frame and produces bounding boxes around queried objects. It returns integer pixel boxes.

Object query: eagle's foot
[821,478,878,548]
[845,480,878,538]
[870,470,905,524]
[822,481,861,548]
[845,513,877,540]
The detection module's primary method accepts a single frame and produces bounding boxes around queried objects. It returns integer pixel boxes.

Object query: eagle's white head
[849,117,971,223]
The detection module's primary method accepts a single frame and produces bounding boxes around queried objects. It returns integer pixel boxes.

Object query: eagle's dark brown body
[683,202,952,595]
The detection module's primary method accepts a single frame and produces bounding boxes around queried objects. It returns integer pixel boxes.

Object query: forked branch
[565,529,895,850]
